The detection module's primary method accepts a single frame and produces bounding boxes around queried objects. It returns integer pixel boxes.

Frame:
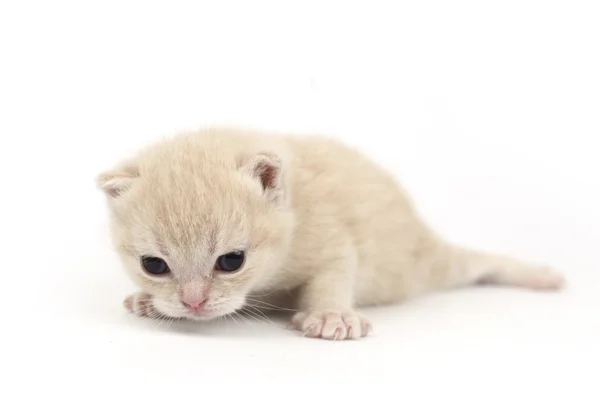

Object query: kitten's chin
[183,303,243,321]
[184,309,232,321]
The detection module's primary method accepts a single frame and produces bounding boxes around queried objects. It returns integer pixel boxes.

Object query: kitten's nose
[180,281,209,311]
[182,299,206,311]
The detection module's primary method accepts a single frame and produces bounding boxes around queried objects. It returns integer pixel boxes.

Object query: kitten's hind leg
[450,246,566,291]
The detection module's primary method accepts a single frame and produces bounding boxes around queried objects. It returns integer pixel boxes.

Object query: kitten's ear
[240,152,285,202]
[96,161,139,198]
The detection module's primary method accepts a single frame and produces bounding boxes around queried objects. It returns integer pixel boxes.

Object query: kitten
[97,127,564,340]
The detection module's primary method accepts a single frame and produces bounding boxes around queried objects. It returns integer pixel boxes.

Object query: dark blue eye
[141,256,170,275]
[216,251,245,272]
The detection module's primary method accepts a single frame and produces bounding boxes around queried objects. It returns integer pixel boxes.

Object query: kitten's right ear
[96,161,139,198]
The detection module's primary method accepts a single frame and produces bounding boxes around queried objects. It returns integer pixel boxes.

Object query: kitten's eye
[216,251,245,272]
[141,256,170,275]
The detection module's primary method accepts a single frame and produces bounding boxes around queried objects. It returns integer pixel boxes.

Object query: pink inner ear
[256,162,278,190]
[106,187,122,197]
[240,152,283,202]
[98,177,133,198]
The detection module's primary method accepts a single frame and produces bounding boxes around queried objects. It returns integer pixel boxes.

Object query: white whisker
[245,298,299,312]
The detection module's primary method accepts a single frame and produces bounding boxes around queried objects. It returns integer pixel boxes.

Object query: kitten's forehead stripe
[156,238,170,257]
[207,229,218,256]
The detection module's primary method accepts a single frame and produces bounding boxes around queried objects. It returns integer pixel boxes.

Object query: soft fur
[97,127,564,340]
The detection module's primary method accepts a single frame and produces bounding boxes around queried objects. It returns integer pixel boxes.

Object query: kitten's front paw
[291,310,372,340]
[123,292,159,318]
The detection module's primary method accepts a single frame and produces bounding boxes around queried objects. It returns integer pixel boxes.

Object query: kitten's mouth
[185,308,221,320]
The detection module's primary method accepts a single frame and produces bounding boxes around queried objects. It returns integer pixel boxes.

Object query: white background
[1,1,598,398]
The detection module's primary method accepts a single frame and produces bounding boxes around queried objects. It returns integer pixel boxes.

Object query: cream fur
[97,127,565,340]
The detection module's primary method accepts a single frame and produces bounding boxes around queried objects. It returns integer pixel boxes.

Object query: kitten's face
[98,145,294,321]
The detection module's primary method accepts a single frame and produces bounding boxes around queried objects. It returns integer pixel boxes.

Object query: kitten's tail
[442,244,565,291]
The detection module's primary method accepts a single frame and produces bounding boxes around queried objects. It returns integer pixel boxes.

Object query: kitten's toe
[124,292,157,318]
[123,296,134,312]
[291,310,371,340]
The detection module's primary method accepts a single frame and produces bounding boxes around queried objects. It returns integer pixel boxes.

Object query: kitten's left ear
[96,160,140,198]
[240,152,285,203]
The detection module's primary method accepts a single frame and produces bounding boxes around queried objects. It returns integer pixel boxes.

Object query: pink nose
[182,299,206,311]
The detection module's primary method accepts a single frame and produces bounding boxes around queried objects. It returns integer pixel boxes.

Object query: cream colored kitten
[97,127,564,340]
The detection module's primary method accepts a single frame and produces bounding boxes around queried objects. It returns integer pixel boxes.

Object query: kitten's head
[96,133,295,321]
